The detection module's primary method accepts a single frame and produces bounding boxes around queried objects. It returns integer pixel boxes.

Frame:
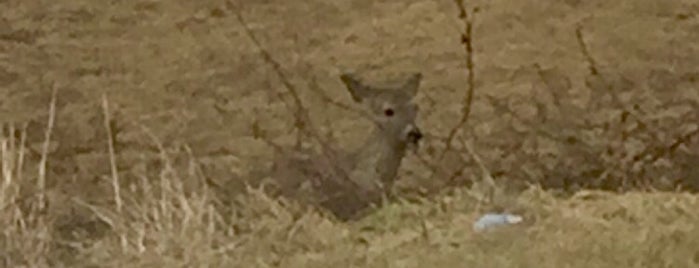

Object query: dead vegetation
[1,0,699,266]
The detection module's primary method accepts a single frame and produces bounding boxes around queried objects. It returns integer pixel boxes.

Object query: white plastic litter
[473,213,523,232]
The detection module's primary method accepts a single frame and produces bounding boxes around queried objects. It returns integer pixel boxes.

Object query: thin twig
[7,124,15,181]
[576,24,667,186]
[226,1,351,185]
[225,1,322,142]
[37,84,58,212]
[1,134,10,195]
[442,1,478,160]
[459,138,495,188]
[17,123,27,186]
[575,25,599,76]
[102,93,122,213]
[101,94,129,254]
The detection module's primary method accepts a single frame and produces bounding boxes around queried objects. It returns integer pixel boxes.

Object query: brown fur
[270,72,423,220]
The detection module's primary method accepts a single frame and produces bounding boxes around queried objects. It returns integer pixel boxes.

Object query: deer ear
[340,73,371,102]
[402,73,422,98]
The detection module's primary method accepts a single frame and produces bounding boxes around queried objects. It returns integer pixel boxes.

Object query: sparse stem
[442,1,478,160]
[37,84,57,212]
[102,93,122,213]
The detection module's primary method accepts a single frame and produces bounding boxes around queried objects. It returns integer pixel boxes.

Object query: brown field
[2,0,699,267]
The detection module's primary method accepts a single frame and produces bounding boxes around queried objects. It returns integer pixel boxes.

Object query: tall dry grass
[3,132,699,268]
[2,107,699,267]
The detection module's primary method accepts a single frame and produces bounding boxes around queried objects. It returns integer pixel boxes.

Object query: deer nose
[406,126,423,145]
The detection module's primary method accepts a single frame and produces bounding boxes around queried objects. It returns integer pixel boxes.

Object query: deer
[268,72,423,221]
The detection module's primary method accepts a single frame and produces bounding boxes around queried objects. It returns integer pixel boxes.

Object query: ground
[1,0,699,267]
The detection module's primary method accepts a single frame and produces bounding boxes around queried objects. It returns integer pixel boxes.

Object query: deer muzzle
[405,125,423,147]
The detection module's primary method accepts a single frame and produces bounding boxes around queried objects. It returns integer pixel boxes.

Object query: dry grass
[3,131,699,267]
[2,0,699,266]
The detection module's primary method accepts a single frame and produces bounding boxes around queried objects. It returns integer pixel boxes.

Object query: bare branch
[442,1,479,160]
[575,24,599,76]
[225,0,327,148]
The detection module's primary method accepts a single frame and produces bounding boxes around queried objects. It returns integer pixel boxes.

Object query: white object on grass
[473,213,523,232]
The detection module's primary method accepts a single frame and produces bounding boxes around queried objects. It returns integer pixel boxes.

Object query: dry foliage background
[1,0,699,267]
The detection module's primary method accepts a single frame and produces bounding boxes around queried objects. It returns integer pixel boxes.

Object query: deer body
[270,72,423,220]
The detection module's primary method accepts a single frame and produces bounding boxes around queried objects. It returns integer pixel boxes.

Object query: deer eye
[384,108,394,117]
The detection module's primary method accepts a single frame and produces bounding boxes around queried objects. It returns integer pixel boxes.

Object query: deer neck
[348,128,408,192]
